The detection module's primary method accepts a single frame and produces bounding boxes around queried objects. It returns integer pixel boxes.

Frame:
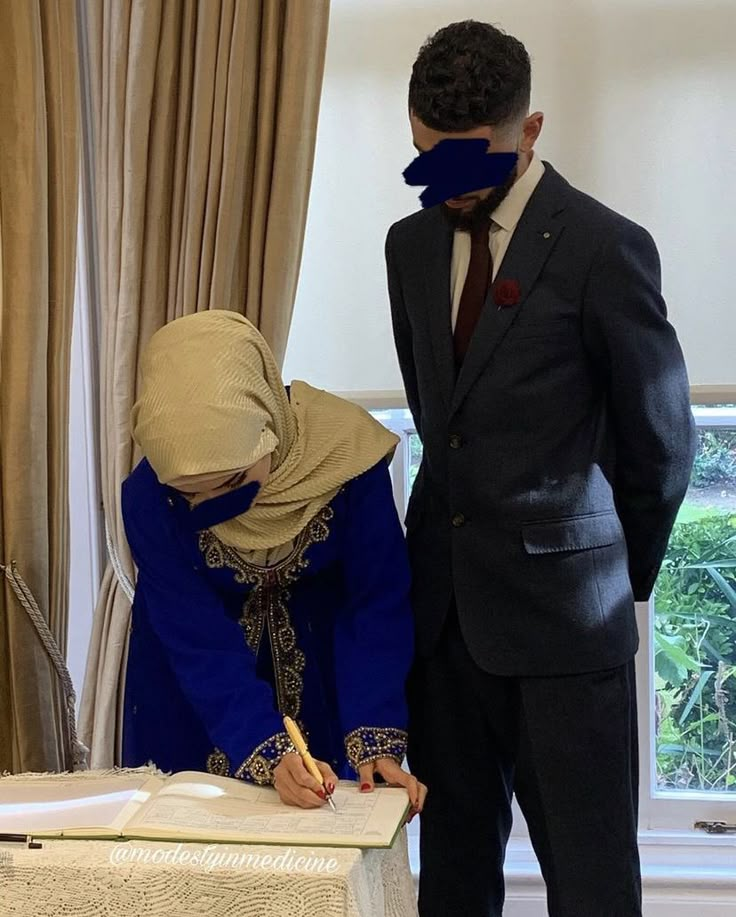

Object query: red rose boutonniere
[493,279,521,309]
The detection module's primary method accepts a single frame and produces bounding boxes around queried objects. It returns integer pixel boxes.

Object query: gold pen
[283,715,337,812]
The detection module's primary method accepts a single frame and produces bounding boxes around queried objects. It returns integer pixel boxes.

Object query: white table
[0,831,418,917]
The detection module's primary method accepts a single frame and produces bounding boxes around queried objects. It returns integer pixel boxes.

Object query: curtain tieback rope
[0,560,90,770]
[104,516,135,603]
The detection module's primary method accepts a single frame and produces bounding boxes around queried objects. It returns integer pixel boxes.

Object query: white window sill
[407,831,736,890]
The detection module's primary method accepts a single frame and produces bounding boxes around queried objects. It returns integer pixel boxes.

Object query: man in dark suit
[386,20,697,917]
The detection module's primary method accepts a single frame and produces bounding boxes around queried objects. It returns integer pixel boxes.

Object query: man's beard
[440,164,518,232]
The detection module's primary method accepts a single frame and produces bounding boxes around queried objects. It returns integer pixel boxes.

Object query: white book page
[0,774,164,836]
[127,773,409,847]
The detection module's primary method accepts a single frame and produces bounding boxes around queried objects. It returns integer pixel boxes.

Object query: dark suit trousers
[407,602,642,917]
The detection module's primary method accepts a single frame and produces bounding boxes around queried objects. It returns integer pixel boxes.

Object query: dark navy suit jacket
[386,161,697,675]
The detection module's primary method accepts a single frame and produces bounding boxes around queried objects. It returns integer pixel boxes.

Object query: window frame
[641,393,736,834]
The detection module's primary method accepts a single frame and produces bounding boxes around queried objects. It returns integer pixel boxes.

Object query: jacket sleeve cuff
[206,731,297,785]
[344,726,408,773]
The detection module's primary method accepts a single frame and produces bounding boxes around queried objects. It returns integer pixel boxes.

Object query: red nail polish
[317,789,326,799]
[361,782,371,791]
[327,782,335,793]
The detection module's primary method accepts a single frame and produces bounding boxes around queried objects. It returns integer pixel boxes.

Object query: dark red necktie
[453,221,492,365]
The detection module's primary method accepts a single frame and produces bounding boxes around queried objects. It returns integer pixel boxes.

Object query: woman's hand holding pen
[357,758,428,824]
[273,753,338,808]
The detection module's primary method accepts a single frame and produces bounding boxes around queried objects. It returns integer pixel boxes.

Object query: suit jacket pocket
[522,511,624,554]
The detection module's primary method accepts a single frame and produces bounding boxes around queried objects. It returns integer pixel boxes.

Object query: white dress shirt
[450,153,545,330]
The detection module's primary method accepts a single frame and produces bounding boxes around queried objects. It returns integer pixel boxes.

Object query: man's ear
[519,111,544,153]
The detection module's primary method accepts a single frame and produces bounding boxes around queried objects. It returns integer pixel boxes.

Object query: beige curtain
[0,2,80,772]
[79,0,330,766]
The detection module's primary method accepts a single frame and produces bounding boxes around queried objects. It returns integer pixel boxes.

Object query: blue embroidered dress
[121,456,413,784]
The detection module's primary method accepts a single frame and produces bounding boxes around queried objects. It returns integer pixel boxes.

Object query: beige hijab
[131,310,399,552]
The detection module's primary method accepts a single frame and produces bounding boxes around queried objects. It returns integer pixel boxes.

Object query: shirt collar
[490,152,545,232]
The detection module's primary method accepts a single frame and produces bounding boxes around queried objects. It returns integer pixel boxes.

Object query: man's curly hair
[408,20,531,132]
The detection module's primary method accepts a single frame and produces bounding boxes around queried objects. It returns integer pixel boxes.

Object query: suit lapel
[450,164,568,416]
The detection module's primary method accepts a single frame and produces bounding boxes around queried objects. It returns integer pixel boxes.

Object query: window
[68,193,103,715]
[654,407,736,796]
[644,401,736,832]
[367,406,416,514]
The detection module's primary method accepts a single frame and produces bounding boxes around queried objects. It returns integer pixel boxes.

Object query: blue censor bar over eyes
[403,138,518,208]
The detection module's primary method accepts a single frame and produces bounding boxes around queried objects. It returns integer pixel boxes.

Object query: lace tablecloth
[0,770,418,917]
[0,834,417,917]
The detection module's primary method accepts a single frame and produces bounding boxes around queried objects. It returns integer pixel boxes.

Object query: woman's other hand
[357,758,428,824]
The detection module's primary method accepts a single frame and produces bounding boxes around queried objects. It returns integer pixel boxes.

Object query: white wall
[283,0,736,392]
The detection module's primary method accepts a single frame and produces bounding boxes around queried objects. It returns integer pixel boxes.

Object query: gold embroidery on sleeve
[206,733,299,785]
[344,726,408,773]
[206,747,231,777]
[234,732,298,785]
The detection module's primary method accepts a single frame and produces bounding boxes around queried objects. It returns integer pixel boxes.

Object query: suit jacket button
[449,434,462,449]
[452,513,466,528]
[167,497,175,507]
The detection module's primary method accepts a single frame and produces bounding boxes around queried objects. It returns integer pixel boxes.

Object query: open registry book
[0,770,410,849]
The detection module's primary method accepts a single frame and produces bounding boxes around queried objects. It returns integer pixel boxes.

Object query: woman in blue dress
[121,310,425,816]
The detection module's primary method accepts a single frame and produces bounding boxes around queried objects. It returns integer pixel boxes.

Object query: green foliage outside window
[655,512,736,791]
